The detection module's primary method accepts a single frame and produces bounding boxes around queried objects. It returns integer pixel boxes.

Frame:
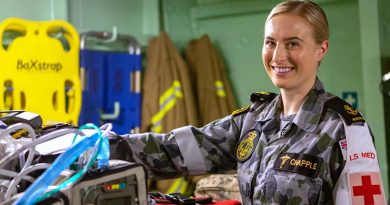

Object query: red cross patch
[348,172,385,205]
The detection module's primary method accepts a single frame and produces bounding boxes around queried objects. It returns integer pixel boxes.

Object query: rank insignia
[250,91,277,103]
[325,97,365,125]
[232,105,250,117]
[236,129,259,162]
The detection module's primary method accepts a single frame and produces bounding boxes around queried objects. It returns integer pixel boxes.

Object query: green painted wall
[358,0,388,196]
[379,0,390,56]
[0,0,388,197]
[0,0,68,20]
[161,0,196,50]
[69,0,148,46]
[379,0,390,198]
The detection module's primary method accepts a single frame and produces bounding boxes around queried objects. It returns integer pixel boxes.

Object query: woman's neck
[280,91,305,115]
[280,86,312,115]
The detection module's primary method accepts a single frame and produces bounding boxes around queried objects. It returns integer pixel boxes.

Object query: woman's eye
[287,42,299,48]
[264,41,275,48]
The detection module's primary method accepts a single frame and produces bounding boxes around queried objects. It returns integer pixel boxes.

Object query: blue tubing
[14,132,100,205]
[97,136,110,169]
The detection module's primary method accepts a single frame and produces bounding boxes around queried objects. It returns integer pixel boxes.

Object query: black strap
[250,92,277,103]
[149,192,212,205]
[325,96,365,126]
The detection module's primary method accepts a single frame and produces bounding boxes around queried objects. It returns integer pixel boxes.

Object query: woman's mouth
[272,66,294,74]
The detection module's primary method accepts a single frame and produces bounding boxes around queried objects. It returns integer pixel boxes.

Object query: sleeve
[333,119,386,205]
[121,115,240,180]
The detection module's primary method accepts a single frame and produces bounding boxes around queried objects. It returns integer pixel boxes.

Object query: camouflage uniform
[122,79,385,204]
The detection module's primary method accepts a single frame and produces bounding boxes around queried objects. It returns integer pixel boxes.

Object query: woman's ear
[317,40,329,61]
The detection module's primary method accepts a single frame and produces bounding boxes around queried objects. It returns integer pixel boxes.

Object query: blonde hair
[266,0,329,44]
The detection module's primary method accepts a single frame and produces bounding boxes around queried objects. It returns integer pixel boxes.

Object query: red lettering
[350,153,359,161]
[361,152,376,159]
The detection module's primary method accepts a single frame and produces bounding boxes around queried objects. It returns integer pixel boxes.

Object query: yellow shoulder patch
[232,105,250,117]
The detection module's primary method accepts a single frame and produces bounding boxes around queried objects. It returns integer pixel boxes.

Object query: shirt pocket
[261,171,323,205]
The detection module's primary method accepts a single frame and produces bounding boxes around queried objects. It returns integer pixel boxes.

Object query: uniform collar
[255,78,327,133]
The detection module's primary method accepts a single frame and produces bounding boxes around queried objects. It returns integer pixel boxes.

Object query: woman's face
[262,13,328,92]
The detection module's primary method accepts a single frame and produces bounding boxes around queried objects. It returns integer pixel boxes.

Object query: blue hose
[14,132,100,205]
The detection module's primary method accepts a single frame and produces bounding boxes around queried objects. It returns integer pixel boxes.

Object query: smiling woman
[262,14,325,102]
[119,1,386,205]
[262,2,328,115]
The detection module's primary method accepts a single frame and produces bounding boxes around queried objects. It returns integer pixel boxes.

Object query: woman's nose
[273,45,287,62]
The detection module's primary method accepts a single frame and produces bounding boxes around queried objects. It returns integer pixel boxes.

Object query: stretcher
[0,18,81,125]
[79,30,141,134]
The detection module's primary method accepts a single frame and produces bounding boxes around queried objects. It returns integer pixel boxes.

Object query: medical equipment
[0,18,81,125]
[0,111,147,205]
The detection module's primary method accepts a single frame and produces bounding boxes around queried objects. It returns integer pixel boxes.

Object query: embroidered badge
[236,129,259,162]
[273,152,322,178]
[344,104,358,115]
[348,172,385,205]
[232,105,250,117]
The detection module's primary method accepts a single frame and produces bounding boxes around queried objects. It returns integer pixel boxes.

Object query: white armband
[333,120,386,205]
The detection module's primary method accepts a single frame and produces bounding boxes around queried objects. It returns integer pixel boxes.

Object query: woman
[122,1,386,204]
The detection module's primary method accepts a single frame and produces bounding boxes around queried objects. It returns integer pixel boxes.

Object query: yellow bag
[0,18,81,125]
